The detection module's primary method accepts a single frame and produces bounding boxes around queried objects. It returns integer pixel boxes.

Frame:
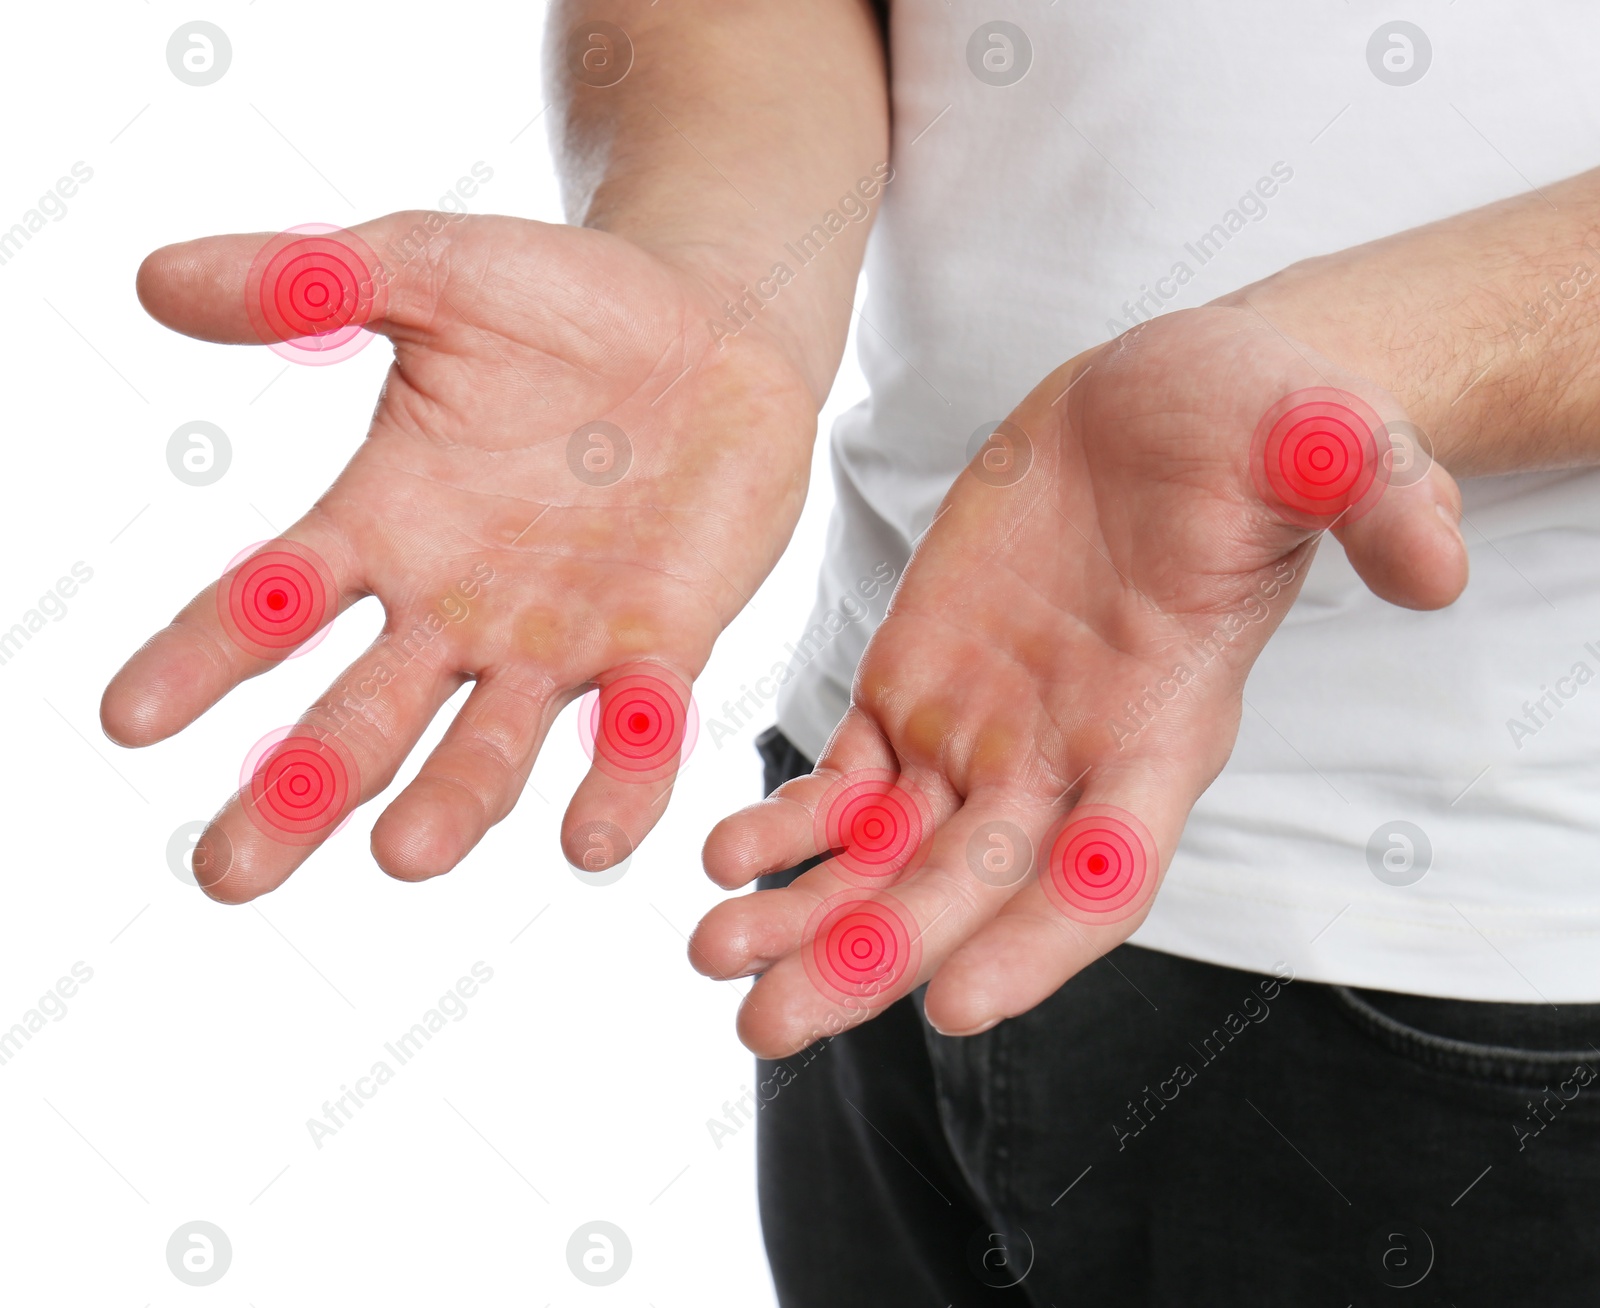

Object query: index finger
[100,519,360,746]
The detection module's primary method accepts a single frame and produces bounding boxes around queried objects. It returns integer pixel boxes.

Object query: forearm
[1228,168,1600,478]
[546,0,889,400]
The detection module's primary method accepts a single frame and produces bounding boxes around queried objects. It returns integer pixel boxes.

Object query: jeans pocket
[1330,984,1600,1087]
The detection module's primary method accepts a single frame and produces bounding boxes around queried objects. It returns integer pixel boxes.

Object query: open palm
[694,305,1468,1055]
[103,212,816,901]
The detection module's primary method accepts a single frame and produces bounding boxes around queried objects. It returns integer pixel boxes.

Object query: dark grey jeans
[754,726,1600,1306]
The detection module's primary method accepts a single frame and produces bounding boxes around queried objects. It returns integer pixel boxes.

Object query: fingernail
[1435,501,1462,534]
[931,1014,1002,1038]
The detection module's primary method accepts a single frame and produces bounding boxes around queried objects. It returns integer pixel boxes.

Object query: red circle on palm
[220,542,332,659]
[804,893,920,1001]
[580,665,697,783]
[245,729,358,845]
[814,770,931,884]
[1252,388,1387,524]
[1044,805,1156,921]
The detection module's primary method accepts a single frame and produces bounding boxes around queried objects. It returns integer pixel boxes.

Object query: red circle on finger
[243,728,358,845]
[245,224,387,366]
[814,770,931,884]
[578,664,698,783]
[1251,388,1387,524]
[222,542,332,660]
[804,893,921,1002]
[220,541,332,659]
[1043,805,1156,921]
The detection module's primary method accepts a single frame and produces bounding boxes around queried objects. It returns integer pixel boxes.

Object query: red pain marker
[1043,805,1155,922]
[1252,388,1387,525]
[804,892,921,1002]
[814,769,931,884]
[242,728,358,845]
[245,224,387,366]
[218,541,333,660]
[578,664,697,783]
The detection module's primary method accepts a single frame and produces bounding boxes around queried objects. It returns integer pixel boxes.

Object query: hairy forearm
[1228,168,1600,478]
[545,0,889,400]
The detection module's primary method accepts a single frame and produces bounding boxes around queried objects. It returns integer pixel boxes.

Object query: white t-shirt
[777,0,1600,1001]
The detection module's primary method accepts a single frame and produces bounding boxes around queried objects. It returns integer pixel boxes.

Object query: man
[104,1,1600,1302]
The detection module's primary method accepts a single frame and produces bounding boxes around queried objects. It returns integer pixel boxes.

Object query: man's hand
[693,305,1469,1056]
[102,213,816,901]
[102,0,889,902]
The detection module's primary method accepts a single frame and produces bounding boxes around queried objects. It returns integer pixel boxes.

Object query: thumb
[134,211,441,346]
[1249,384,1467,611]
[1334,445,1468,611]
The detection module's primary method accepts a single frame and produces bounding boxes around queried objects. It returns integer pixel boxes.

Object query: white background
[0,3,864,1302]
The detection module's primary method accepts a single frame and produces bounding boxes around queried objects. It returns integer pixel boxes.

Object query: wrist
[641,230,861,407]
[573,158,885,409]
[1217,226,1600,479]
[1212,260,1476,473]
[552,148,884,411]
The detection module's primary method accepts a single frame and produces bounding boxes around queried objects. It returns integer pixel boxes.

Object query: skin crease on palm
[100,212,818,903]
[693,305,1471,1058]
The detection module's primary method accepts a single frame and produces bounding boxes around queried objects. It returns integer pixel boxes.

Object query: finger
[193,643,463,904]
[925,909,1104,1037]
[692,714,929,981]
[922,767,1193,1036]
[101,521,360,747]
[692,754,954,980]
[371,669,561,881]
[693,857,835,984]
[699,779,826,894]
[560,661,701,872]
[727,788,1045,1057]
[1334,455,1467,611]
[701,708,894,890]
[135,212,438,346]
[731,885,922,1059]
